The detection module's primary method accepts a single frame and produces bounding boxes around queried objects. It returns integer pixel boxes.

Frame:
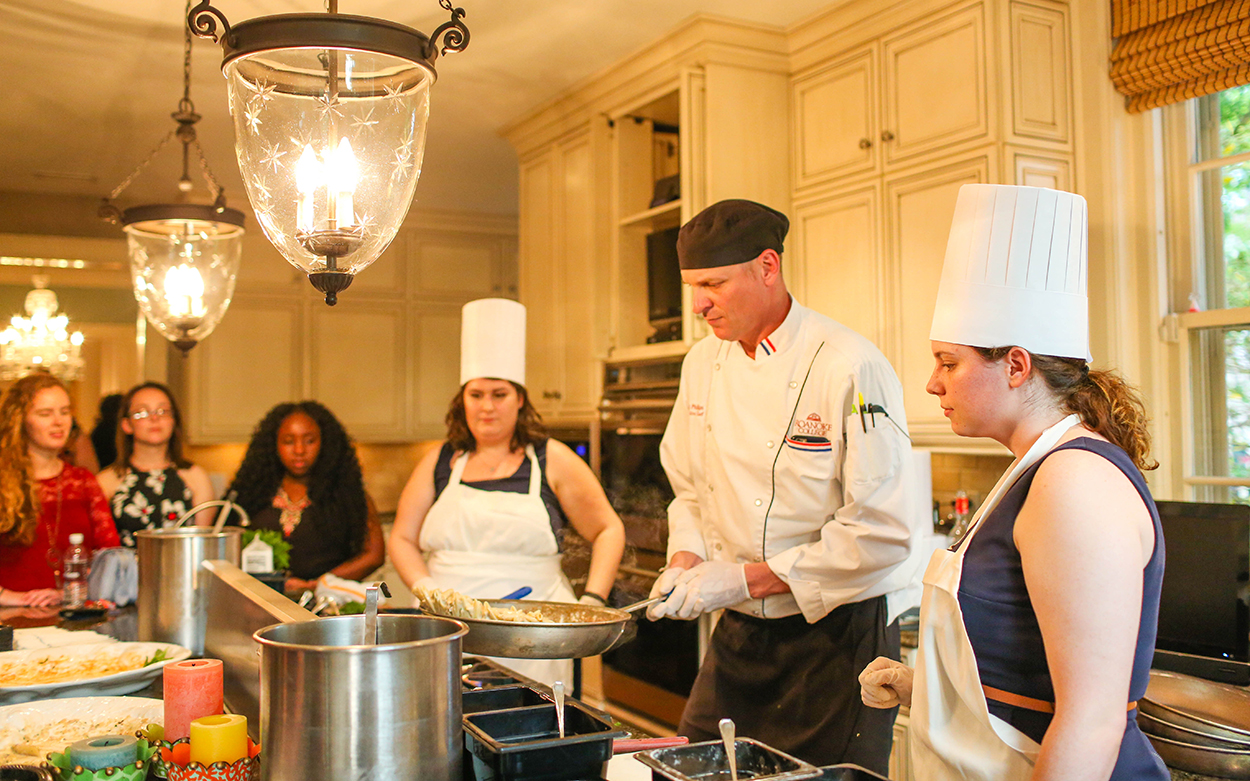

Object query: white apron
[911,415,1081,781]
[420,444,576,687]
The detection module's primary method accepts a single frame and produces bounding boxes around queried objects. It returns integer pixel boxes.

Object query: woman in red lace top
[0,373,118,606]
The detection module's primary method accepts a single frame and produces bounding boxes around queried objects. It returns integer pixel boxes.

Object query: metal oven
[592,356,702,729]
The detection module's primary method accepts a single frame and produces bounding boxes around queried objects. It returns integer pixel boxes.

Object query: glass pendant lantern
[123,204,244,352]
[190,0,470,305]
[100,0,245,353]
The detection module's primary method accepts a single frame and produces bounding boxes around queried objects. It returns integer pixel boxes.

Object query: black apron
[678,595,899,773]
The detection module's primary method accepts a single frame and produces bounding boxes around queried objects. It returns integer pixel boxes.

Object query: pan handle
[620,595,665,613]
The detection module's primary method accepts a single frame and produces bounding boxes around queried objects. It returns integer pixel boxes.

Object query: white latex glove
[411,575,438,596]
[645,566,687,621]
[651,561,750,620]
[859,656,914,709]
[577,594,607,606]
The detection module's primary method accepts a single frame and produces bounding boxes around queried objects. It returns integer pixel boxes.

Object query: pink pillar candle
[164,658,224,741]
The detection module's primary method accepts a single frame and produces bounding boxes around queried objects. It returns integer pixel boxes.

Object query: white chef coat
[661,299,926,623]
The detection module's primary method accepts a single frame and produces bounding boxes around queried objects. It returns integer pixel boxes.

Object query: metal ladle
[719,718,738,781]
[553,681,566,739]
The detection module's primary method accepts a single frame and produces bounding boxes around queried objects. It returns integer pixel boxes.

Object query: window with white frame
[1177,85,1250,503]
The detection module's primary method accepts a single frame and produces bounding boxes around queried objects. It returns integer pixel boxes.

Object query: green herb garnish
[241,529,292,571]
[339,601,366,615]
[143,648,172,667]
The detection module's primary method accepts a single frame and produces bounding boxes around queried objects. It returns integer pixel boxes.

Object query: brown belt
[982,685,1138,714]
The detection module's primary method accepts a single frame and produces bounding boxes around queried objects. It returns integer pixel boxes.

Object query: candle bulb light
[296,145,320,234]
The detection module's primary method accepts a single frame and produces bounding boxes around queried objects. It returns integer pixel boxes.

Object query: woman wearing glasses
[96,382,216,545]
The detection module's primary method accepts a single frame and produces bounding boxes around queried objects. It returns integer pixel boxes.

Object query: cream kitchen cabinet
[789,0,1072,449]
[183,211,517,443]
[791,0,1072,193]
[793,152,995,446]
[517,128,607,424]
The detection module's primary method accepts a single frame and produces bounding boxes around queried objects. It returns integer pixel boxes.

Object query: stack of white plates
[1140,670,1250,778]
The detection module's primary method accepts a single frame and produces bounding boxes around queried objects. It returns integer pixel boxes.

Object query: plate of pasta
[0,696,162,765]
[0,641,190,704]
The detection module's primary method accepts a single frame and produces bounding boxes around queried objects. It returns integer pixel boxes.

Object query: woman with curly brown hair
[859,186,1167,781]
[389,299,625,686]
[0,373,119,607]
[225,400,385,593]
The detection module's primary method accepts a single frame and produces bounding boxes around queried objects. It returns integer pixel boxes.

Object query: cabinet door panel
[518,152,561,418]
[883,4,989,165]
[886,155,992,426]
[412,304,462,439]
[412,232,501,298]
[792,47,878,190]
[311,301,407,440]
[793,184,884,351]
[1010,148,1071,190]
[1010,1,1070,144]
[187,296,303,441]
[558,134,598,419]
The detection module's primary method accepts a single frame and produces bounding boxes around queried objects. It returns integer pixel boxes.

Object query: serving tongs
[362,582,392,645]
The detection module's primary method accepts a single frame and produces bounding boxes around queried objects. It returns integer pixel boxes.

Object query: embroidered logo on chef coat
[689,403,705,416]
[786,413,833,452]
[758,337,777,356]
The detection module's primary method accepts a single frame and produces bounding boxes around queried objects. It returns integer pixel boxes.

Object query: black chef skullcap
[677,199,789,270]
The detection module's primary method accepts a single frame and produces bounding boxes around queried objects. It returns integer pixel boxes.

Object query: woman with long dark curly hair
[226,400,385,593]
[96,382,216,544]
[0,373,119,606]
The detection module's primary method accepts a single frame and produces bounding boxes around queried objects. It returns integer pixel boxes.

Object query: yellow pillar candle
[188,714,248,766]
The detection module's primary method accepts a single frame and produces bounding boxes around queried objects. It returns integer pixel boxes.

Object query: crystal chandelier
[189,0,469,305]
[100,0,245,353]
[0,277,85,382]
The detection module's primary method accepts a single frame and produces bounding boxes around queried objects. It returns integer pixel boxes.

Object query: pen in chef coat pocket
[501,586,532,600]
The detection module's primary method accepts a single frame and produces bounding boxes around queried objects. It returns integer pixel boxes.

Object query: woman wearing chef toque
[859,185,1168,780]
[389,298,626,686]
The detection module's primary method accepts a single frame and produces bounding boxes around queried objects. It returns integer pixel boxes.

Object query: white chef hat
[930,184,1089,360]
[460,298,526,387]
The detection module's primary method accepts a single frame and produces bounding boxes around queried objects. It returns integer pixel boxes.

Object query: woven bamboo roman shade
[1110,0,1250,113]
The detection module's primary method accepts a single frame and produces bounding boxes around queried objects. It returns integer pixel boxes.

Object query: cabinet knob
[858,138,872,150]
[881,130,895,142]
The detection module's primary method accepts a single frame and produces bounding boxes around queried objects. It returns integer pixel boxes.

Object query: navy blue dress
[958,438,1169,779]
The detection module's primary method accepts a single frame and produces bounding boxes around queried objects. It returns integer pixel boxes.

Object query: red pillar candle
[163,658,224,741]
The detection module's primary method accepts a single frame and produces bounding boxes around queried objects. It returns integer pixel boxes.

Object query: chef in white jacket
[647,199,928,772]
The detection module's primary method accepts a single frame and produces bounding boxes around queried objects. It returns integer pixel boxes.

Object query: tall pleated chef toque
[461,298,526,387]
[930,184,1090,360]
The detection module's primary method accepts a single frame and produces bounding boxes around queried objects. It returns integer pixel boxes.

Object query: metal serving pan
[1141,670,1250,743]
[1138,709,1250,750]
[422,597,660,659]
[1145,733,1250,779]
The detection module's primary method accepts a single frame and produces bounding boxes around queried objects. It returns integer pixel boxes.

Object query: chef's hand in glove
[578,593,608,606]
[859,656,914,709]
[649,561,750,620]
[645,566,686,621]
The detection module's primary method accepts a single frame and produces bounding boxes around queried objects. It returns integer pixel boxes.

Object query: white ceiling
[1,0,837,224]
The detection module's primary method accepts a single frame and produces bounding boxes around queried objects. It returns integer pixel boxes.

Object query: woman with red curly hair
[0,373,118,607]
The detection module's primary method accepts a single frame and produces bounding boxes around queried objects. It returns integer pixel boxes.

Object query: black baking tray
[463,700,626,781]
[0,765,55,781]
[635,737,821,781]
[463,685,552,715]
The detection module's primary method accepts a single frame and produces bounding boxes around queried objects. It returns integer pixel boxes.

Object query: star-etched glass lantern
[189,0,469,305]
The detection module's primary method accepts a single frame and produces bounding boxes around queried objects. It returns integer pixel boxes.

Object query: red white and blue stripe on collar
[758,337,777,356]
